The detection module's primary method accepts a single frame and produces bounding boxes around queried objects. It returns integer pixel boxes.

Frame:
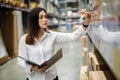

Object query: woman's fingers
[40,66,48,72]
[83,13,91,25]
[81,9,87,14]
[32,65,48,72]
[32,66,39,71]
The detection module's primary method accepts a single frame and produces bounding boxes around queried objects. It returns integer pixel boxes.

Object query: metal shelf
[0,2,30,12]
[60,7,79,12]
[58,0,79,20]
[47,13,59,19]
[59,0,78,3]
[60,16,80,20]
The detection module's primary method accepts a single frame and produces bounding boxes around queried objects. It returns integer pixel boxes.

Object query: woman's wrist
[82,22,89,30]
[83,22,89,28]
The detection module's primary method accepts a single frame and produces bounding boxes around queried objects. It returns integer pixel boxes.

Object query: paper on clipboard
[18,48,62,69]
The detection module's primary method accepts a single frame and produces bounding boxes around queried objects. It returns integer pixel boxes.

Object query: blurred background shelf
[0,2,30,12]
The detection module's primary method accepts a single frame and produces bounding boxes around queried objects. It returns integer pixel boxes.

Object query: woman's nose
[43,17,47,21]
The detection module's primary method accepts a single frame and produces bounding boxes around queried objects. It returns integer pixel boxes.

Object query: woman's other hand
[31,65,48,72]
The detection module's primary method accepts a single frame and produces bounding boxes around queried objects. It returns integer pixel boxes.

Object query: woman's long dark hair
[26,7,47,45]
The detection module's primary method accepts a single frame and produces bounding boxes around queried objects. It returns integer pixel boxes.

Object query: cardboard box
[80,66,88,80]
[89,71,114,80]
[0,29,9,64]
[0,11,18,57]
[83,48,88,65]
[89,52,108,71]
[82,36,88,49]
[89,71,107,80]
[82,36,89,65]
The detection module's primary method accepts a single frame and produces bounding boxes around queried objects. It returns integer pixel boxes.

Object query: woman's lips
[44,23,47,25]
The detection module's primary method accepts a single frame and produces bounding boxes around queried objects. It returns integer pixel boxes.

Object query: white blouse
[17,25,87,80]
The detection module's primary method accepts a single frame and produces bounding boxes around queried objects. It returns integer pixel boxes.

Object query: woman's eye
[39,17,43,19]
[39,15,48,19]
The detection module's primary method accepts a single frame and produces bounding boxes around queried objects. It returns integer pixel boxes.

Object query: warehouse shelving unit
[80,0,120,80]
[46,0,59,31]
[58,0,80,20]
[58,0,81,32]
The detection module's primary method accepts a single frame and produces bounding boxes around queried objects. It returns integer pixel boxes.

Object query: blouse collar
[34,31,49,43]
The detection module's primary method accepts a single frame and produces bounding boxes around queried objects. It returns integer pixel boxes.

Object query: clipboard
[18,48,62,69]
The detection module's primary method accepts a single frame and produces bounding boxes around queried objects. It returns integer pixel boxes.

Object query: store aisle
[0,40,84,80]
[55,41,83,80]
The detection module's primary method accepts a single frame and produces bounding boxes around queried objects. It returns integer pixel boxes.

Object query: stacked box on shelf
[89,71,106,80]
[0,11,18,58]
[89,71,114,80]
[83,48,88,66]
[82,35,88,65]
[82,36,88,49]
[0,29,9,64]
[80,66,88,80]
[89,52,108,71]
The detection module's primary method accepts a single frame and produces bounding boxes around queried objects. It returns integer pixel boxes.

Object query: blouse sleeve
[17,35,33,74]
[55,25,87,43]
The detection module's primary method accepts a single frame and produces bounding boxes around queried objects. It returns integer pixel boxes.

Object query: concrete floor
[55,41,83,80]
[0,37,84,80]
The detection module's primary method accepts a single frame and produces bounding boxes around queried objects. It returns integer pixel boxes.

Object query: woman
[17,7,91,80]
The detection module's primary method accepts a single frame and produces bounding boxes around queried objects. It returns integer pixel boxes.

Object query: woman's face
[38,10,48,29]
